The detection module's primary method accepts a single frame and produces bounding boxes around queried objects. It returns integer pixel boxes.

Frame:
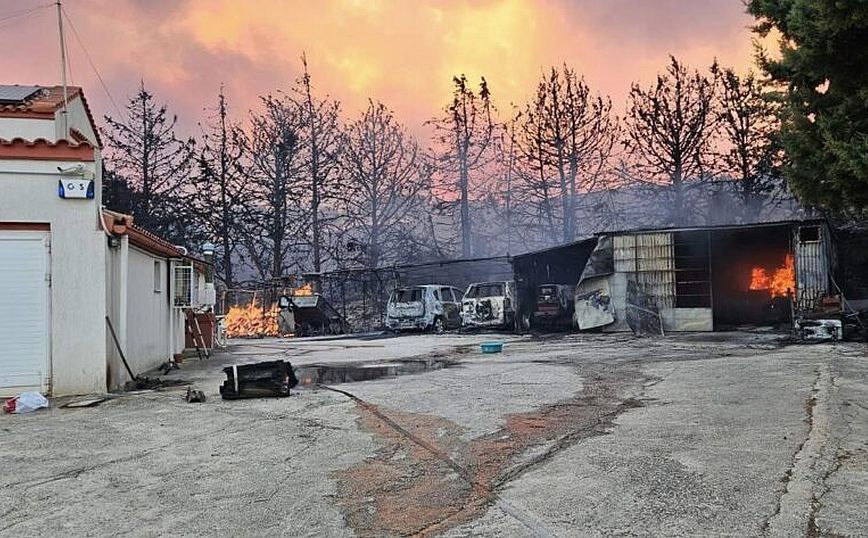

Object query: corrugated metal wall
[614,233,676,309]
[794,224,831,311]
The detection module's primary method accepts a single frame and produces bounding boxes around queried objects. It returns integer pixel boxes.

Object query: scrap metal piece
[219,360,299,400]
[185,386,207,403]
[62,397,108,408]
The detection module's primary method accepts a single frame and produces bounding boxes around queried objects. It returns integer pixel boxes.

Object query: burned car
[385,285,463,333]
[532,283,576,329]
[461,281,516,329]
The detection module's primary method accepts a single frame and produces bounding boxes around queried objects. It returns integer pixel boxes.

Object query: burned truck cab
[532,284,576,329]
[461,281,516,329]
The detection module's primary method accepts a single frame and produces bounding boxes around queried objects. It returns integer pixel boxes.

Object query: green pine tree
[748,0,868,212]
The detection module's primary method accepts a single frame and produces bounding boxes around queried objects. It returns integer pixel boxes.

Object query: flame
[294,282,315,296]
[224,302,280,338]
[749,254,795,298]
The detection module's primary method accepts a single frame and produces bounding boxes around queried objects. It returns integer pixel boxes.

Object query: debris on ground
[796,318,844,341]
[123,377,166,391]
[3,391,49,414]
[219,360,299,400]
[159,360,179,375]
[62,397,108,409]
[185,386,206,403]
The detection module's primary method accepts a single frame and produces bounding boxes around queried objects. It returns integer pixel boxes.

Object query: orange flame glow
[749,254,795,298]
[224,302,280,338]
[294,282,314,296]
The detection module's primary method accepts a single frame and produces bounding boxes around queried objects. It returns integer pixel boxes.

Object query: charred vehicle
[461,281,516,329]
[532,284,575,329]
[385,285,463,333]
[277,292,349,337]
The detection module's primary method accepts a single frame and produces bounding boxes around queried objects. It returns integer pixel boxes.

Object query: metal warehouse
[513,220,841,333]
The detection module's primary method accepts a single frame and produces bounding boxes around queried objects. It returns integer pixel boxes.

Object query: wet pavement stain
[330,365,652,537]
[294,359,459,387]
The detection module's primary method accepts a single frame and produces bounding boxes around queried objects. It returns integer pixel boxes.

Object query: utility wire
[0,2,52,23]
[0,2,52,29]
[61,6,124,118]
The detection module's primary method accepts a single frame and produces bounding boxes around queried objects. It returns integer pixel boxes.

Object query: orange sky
[0,0,761,137]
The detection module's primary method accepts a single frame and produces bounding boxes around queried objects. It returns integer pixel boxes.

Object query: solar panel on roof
[0,85,42,104]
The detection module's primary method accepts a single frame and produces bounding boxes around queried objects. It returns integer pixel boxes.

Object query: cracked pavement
[1,332,866,537]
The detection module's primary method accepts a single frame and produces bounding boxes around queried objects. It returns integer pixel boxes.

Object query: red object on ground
[4,396,17,413]
[185,312,216,349]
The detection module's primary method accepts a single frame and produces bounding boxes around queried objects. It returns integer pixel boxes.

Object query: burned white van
[461,281,516,329]
[385,285,463,333]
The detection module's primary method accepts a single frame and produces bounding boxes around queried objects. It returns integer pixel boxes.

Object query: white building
[0,85,207,396]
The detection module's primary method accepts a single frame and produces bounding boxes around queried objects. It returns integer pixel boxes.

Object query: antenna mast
[56,0,69,138]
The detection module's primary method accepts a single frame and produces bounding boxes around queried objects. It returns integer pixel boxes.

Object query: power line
[0,2,52,29]
[61,6,124,118]
[0,2,52,23]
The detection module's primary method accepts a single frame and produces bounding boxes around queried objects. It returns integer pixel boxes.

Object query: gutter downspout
[118,234,129,364]
[99,207,129,387]
[167,258,174,361]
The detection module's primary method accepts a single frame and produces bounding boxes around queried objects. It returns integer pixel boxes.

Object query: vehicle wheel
[432,317,446,334]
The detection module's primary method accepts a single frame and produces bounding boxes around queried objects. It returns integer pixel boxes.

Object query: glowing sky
[0,0,759,137]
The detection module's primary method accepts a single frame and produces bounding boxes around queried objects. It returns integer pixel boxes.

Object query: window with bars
[173,264,193,308]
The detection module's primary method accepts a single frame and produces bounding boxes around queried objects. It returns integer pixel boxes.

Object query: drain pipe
[118,234,129,357]
[100,208,129,382]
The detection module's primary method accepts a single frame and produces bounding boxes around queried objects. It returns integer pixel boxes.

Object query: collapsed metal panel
[574,236,616,330]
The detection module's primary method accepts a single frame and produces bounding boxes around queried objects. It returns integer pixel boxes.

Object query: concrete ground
[1,332,866,537]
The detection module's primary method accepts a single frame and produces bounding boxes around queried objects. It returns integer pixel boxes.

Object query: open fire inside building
[513,219,867,337]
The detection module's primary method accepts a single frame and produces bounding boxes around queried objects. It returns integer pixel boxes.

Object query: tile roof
[0,137,95,161]
[0,85,102,147]
[101,209,208,268]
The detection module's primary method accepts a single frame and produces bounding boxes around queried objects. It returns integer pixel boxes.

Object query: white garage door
[0,231,50,396]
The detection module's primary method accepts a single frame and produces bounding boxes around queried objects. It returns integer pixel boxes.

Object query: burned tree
[340,100,430,268]
[243,93,307,283]
[624,56,718,226]
[103,82,195,242]
[717,68,784,222]
[190,87,250,288]
[430,75,496,258]
[296,55,343,273]
[515,66,616,244]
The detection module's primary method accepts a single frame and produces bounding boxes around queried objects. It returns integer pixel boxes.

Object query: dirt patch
[331,366,650,537]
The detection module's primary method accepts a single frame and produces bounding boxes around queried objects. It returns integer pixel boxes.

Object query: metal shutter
[0,231,50,395]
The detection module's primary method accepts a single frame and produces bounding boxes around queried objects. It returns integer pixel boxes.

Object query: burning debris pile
[749,254,796,298]
[224,302,280,338]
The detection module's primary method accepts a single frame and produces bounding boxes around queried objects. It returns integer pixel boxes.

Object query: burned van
[532,283,576,328]
[461,281,516,329]
[385,285,464,333]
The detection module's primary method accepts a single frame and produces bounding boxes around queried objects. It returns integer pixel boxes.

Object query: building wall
[0,158,106,395]
[105,247,199,390]
[0,117,55,140]
[55,99,100,146]
[126,247,172,374]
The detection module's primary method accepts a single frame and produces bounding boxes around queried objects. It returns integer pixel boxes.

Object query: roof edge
[0,137,95,161]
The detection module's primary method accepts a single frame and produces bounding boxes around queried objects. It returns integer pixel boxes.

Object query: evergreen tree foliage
[748,0,868,212]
